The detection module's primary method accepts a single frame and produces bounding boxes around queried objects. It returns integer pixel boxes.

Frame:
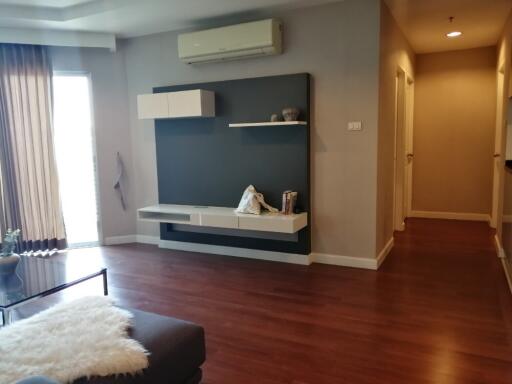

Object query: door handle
[406,153,414,159]
[494,153,501,158]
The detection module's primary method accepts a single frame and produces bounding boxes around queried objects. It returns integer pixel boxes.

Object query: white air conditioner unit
[178,19,283,64]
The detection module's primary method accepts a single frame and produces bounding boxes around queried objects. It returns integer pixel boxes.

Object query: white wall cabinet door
[137,93,169,119]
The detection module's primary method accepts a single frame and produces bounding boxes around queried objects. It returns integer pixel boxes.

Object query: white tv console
[137,204,307,234]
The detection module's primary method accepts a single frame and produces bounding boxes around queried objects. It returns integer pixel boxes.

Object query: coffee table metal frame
[0,268,108,326]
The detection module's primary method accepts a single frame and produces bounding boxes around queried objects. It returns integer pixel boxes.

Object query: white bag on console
[235,185,278,215]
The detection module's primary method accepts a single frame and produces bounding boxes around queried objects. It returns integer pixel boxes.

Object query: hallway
[385,219,512,383]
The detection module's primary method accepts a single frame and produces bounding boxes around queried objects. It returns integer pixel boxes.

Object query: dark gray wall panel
[154,73,310,254]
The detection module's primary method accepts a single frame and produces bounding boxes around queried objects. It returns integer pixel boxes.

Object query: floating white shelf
[229,121,307,128]
[138,204,308,234]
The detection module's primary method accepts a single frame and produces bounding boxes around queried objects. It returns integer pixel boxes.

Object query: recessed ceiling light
[446,31,462,38]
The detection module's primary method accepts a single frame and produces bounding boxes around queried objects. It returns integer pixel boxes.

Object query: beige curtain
[0,44,66,253]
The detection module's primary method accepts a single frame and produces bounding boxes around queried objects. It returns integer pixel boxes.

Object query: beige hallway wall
[412,47,497,216]
[497,9,512,287]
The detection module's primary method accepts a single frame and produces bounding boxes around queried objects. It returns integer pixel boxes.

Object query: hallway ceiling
[384,0,512,54]
[0,0,344,38]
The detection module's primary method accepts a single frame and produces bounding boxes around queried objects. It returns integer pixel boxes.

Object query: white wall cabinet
[137,89,215,119]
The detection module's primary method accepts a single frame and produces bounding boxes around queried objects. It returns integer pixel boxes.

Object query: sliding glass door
[52,73,100,247]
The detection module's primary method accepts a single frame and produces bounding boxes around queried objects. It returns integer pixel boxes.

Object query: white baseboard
[159,240,313,265]
[376,237,394,268]
[503,214,512,224]
[136,235,160,245]
[501,258,512,294]
[104,235,137,245]
[311,252,378,270]
[310,238,393,270]
[105,235,390,270]
[104,234,160,246]
[495,235,512,294]
[410,210,491,222]
[494,234,506,259]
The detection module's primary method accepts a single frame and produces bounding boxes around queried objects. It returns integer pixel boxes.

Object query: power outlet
[348,121,362,131]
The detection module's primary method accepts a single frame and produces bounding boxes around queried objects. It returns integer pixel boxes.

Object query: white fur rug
[0,296,149,384]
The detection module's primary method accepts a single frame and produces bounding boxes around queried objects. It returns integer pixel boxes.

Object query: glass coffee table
[0,255,107,326]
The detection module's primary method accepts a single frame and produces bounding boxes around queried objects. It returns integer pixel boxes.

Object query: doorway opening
[393,68,414,232]
[53,73,100,248]
[492,65,506,229]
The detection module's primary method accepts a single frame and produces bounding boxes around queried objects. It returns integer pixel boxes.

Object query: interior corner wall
[121,0,382,260]
[497,9,512,275]
[412,47,496,216]
[377,1,415,254]
[49,46,136,241]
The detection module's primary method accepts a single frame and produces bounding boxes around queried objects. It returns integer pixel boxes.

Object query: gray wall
[49,46,136,241]
[122,0,382,259]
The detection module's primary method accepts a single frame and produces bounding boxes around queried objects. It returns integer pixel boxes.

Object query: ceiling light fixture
[446,31,462,38]
[446,16,462,38]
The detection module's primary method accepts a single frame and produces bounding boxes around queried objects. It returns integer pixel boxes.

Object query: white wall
[122,0,382,259]
[49,46,136,241]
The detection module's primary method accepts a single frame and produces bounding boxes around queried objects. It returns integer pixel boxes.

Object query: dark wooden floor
[28,219,512,383]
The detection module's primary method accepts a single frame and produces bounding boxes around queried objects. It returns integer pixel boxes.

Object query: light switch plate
[348,121,362,131]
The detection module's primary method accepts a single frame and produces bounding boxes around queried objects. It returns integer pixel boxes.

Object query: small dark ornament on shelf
[282,107,300,121]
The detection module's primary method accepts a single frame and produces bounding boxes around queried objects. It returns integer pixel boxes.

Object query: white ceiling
[0,0,344,38]
[3,0,510,53]
[0,0,88,6]
[384,0,512,54]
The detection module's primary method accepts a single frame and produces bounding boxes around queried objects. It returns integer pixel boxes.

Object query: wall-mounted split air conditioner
[178,19,283,64]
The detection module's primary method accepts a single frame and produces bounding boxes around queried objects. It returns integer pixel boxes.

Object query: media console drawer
[238,213,307,234]
[200,213,238,229]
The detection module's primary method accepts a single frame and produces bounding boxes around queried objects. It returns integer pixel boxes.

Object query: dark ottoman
[73,309,206,384]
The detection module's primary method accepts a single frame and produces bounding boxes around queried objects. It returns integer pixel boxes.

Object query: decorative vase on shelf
[0,254,20,276]
[282,107,300,122]
[0,229,21,276]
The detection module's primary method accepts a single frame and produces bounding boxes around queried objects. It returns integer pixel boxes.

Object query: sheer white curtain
[0,44,67,253]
